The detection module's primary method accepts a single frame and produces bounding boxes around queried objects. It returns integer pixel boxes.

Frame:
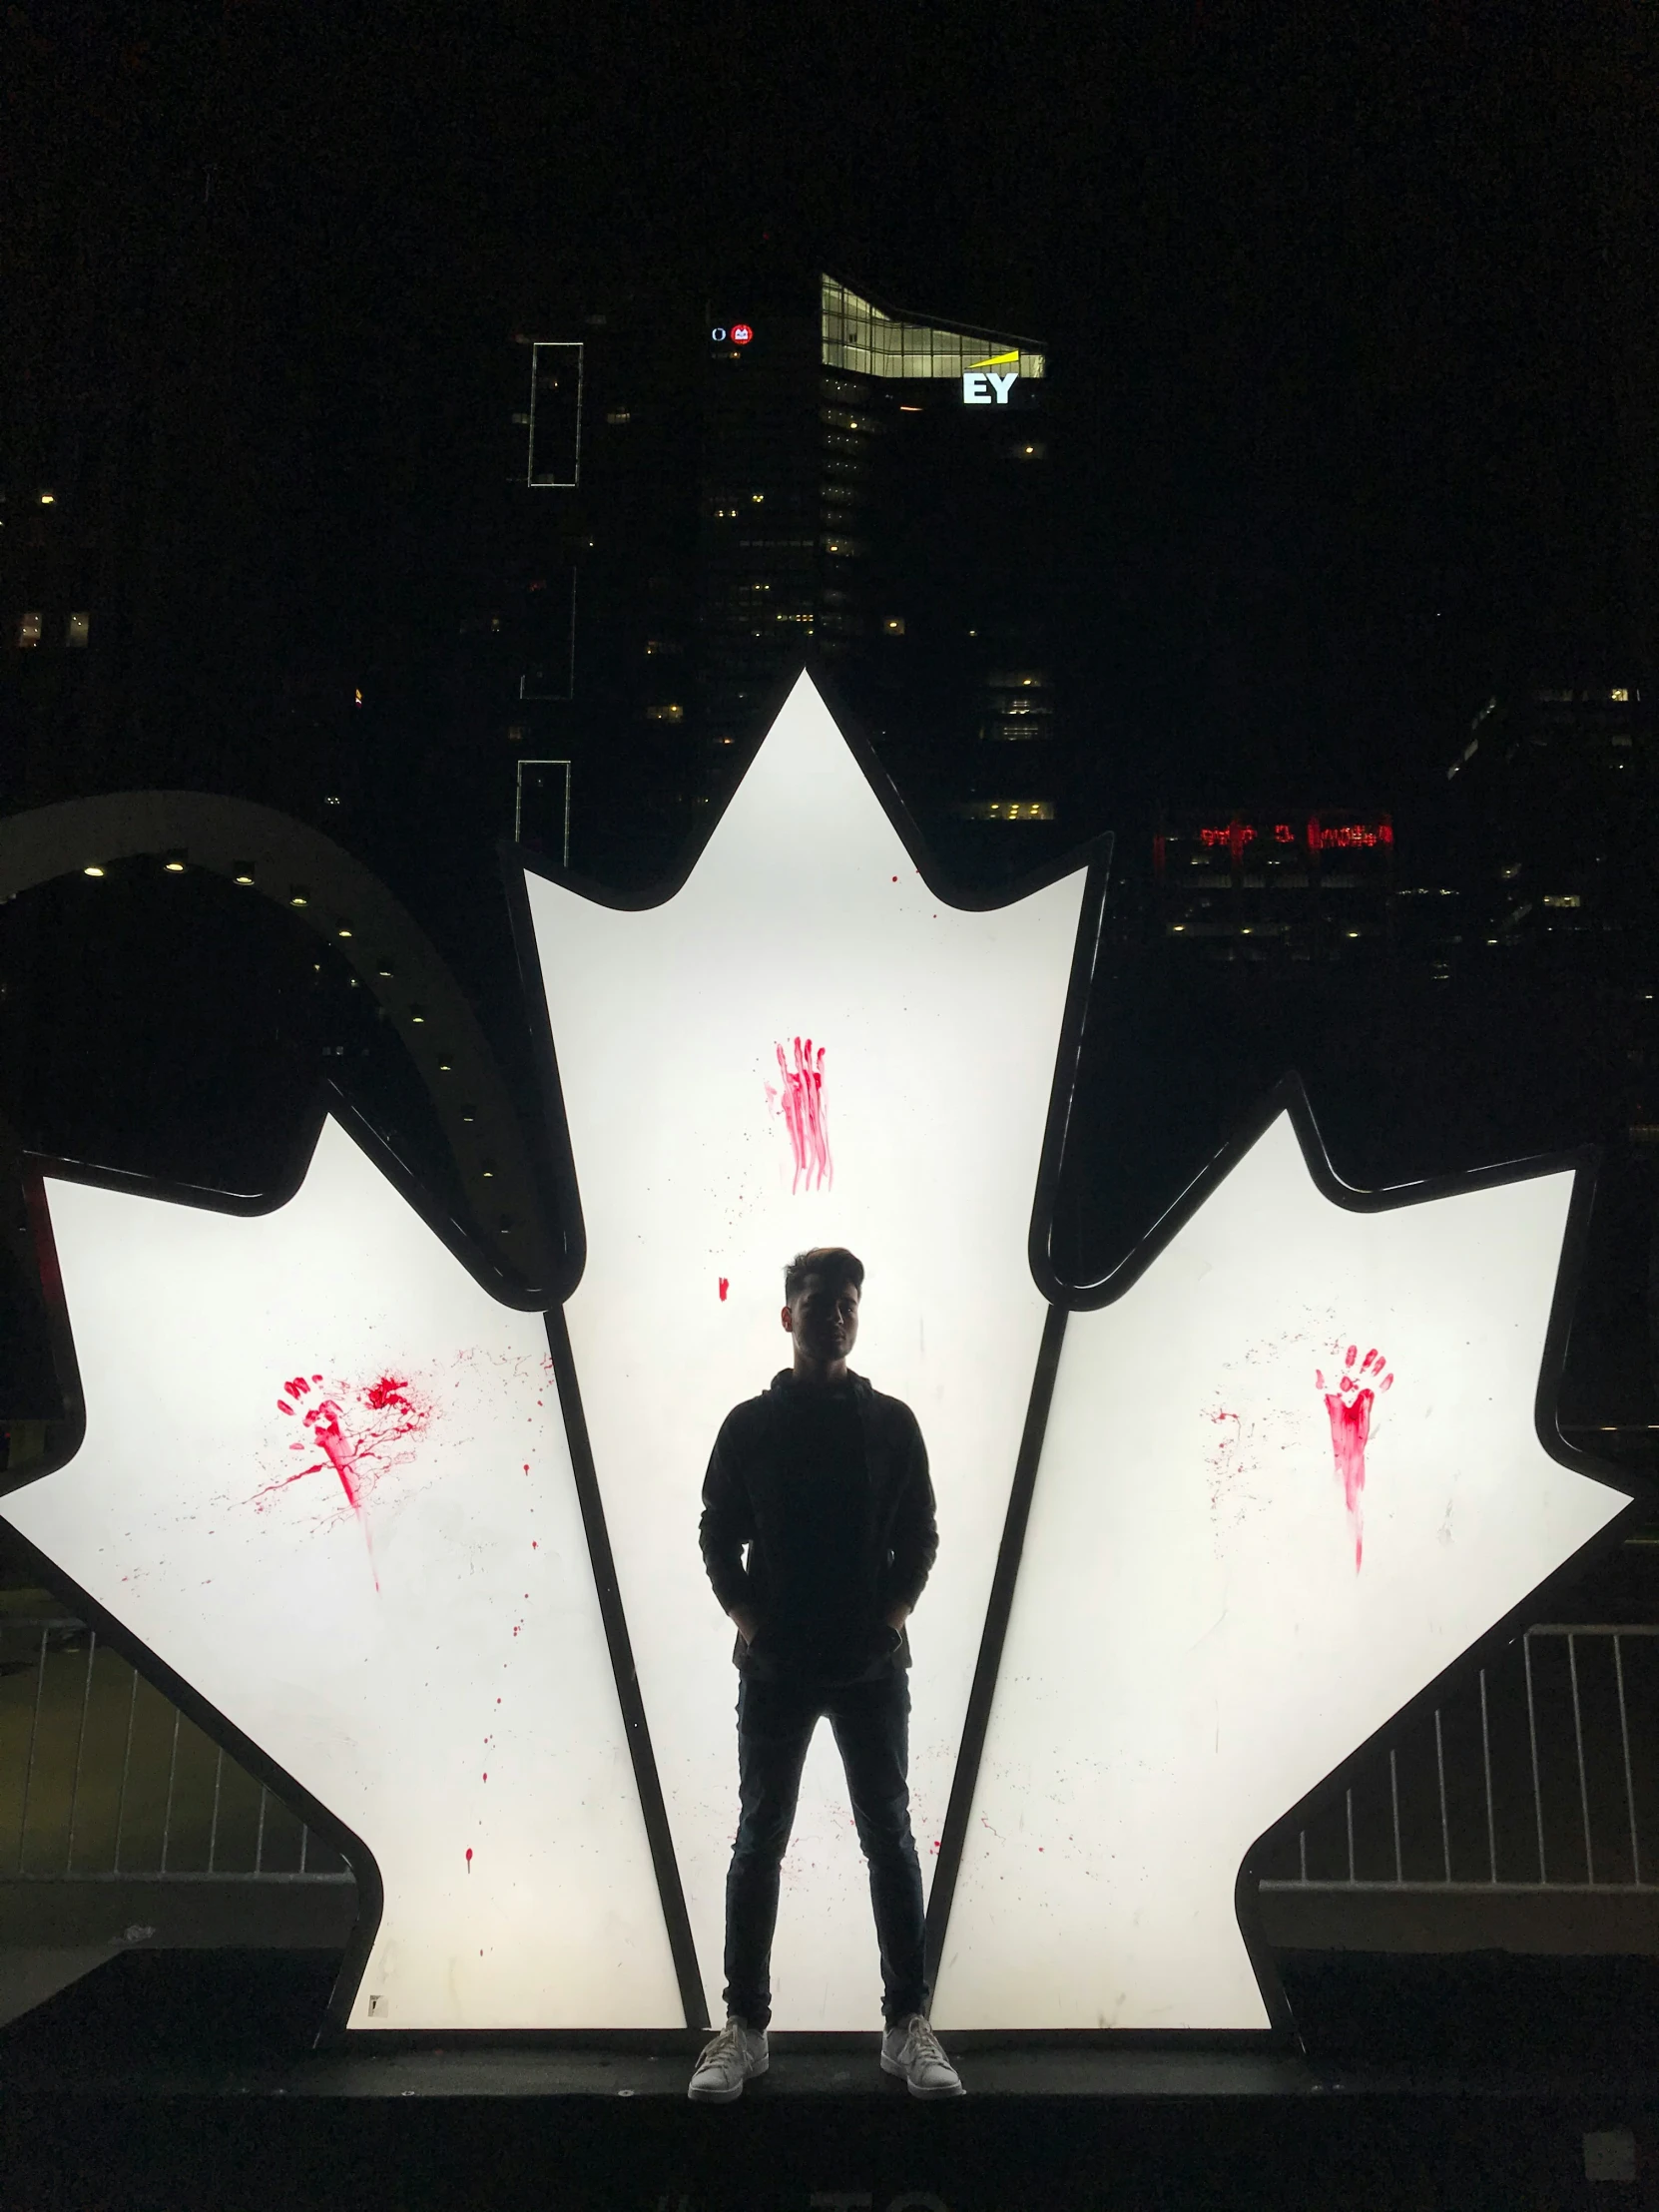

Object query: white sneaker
[880,2013,965,2098]
[687,2014,770,2102]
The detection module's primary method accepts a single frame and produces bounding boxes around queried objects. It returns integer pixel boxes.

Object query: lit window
[820,276,1045,382]
[1542,893,1581,908]
[17,613,41,648]
[954,799,1056,823]
[66,611,90,647]
[1611,688,1630,702]
[646,703,685,723]
[507,724,526,744]
[883,617,905,635]
[605,408,632,424]
[38,492,54,506]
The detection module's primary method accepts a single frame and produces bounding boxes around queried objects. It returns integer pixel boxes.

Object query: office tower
[497,265,1061,877]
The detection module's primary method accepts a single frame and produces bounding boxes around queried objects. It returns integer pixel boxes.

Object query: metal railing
[11,1608,1653,1902]
[1260,1626,1659,1896]
[1,1616,349,1885]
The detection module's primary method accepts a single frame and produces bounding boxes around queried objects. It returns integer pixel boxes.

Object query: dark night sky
[10,0,1654,815]
[5,3,1658,1422]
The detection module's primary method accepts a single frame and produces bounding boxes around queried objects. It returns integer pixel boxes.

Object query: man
[689,1247,964,2101]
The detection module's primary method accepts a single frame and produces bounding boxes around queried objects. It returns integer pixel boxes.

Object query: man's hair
[784,1246,864,1304]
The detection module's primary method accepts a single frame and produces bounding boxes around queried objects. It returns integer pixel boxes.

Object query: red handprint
[1316,1345,1393,1572]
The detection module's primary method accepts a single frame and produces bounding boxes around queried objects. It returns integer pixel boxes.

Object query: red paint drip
[768,1034,832,1192]
[465,1847,472,1873]
[1316,1347,1393,1571]
[718,1277,729,1302]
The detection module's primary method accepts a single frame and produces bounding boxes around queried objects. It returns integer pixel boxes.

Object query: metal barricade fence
[1259,1626,1659,1896]
[0,1615,349,1886]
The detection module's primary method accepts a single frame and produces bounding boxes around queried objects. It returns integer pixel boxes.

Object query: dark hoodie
[699,1369,938,1685]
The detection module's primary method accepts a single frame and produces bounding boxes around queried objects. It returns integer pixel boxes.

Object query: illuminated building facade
[502,269,1060,870]
[1152,811,1396,963]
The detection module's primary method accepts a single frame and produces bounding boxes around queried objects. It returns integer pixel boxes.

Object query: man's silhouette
[689,1246,963,2100]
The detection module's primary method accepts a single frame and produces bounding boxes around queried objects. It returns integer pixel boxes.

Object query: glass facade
[821,277,1044,382]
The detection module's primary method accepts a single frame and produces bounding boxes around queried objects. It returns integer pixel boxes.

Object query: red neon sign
[1196,821,1392,852]
[731,323,754,344]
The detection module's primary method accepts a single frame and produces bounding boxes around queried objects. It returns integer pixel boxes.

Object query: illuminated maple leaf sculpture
[0,675,1636,2041]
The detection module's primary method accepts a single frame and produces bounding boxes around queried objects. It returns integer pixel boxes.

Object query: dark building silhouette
[1440,682,1656,972]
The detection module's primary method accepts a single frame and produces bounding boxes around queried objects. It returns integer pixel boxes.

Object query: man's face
[782,1274,860,1365]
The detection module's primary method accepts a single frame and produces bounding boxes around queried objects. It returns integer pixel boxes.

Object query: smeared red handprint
[258,1369,434,1589]
[1316,1344,1393,1572]
[764,1035,832,1193]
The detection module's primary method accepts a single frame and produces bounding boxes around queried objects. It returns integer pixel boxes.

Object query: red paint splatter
[1316,1346,1393,1571]
[718,1277,729,1302]
[766,1035,832,1192]
[1202,1406,1244,1531]
[257,1368,436,1590]
[465,1848,473,1872]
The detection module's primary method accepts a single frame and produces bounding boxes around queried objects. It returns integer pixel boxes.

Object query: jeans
[722,1667,928,2031]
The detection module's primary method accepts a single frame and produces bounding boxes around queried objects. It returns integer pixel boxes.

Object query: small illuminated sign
[731,323,753,345]
[710,326,727,343]
[1194,821,1393,852]
[963,348,1022,405]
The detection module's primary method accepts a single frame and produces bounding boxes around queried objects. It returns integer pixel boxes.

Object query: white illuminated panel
[3,1119,680,2030]
[933,1112,1624,2031]
[525,673,1086,2028]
